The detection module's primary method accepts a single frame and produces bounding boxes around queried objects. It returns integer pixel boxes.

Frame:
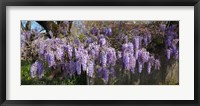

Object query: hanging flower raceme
[87,60,95,77]
[139,36,143,49]
[147,55,155,74]
[103,68,109,84]
[47,50,56,67]
[30,60,44,78]
[124,36,128,43]
[106,47,117,66]
[134,36,140,50]
[135,49,139,60]
[127,42,134,54]
[102,27,112,36]
[164,25,179,60]
[138,57,143,73]
[117,51,122,59]
[99,37,106,46]
[123,52,130,70]
[154,59,161,70]
[160,24,166,31]
[30,61,38,78]
[166,49,171,60]
[144,31,152,46]
[129,54,136,73]
[55,46,64,63]
[76,60,82,75]
[98,66,103,78]
[65,44,73,60]
[139,48,149,63]
[147,62,152,74]
[99,50,107,68]
[81,50,88,71]
[90,27,99,35]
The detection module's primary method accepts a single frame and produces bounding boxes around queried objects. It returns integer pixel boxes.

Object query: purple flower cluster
[24,21,179,85]
[87,60,95,77]
[90,27,99,35]
[121,37,160,74]
[30,29,162,82]
[102,27,112,36]
[22,31,31,41]
[30,60,44,78]
[97,67,110,84]
[106,48,117,66]
[162,24,179,60]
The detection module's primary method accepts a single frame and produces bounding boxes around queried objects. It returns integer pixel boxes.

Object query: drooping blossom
[155,59,161,70]
[134,36,140,50]
[87,60,94,77]
[30,60,44,78]
[76,61,82,75]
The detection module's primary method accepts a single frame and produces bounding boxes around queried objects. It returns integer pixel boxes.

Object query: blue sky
[21,21,44,32]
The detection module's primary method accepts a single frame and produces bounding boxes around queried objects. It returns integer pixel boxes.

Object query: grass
[21,61,87,85]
